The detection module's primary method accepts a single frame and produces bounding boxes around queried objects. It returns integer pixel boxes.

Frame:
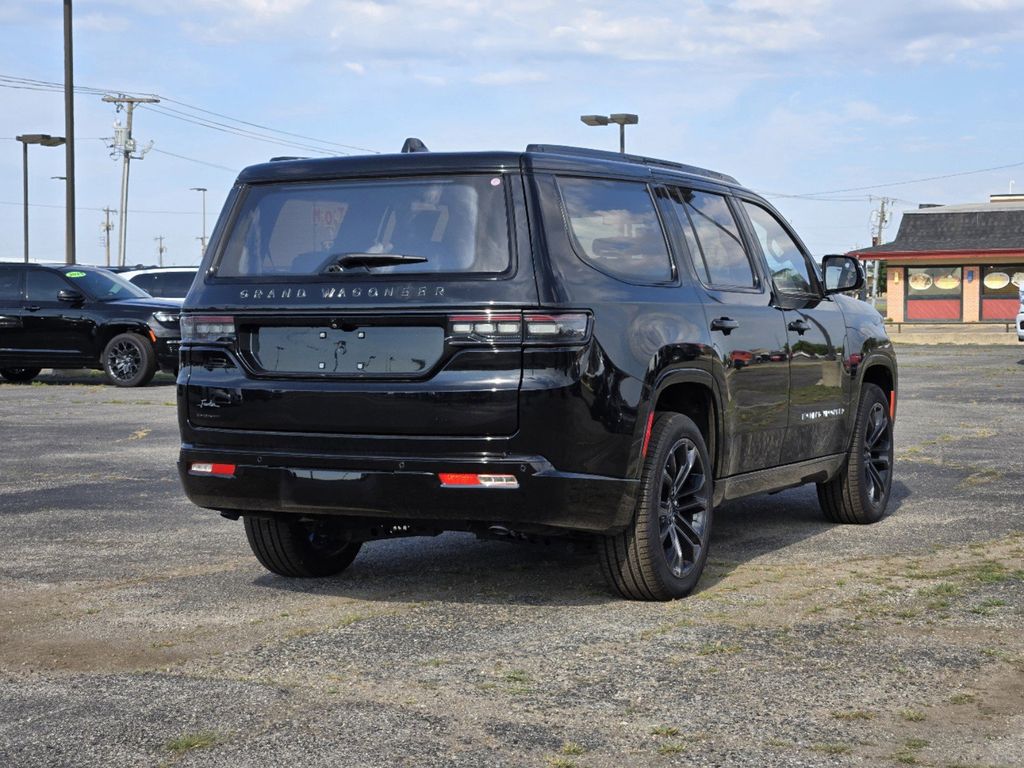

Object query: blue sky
[2,0,1023,266]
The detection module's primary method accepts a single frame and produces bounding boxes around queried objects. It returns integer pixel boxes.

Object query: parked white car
[120,267,198,300]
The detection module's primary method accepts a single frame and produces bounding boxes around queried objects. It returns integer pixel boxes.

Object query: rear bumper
[156,338,181,371]
[178,445,637,534]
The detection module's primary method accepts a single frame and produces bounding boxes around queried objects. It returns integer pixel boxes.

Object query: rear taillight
[438,473,519,489]
[448,314,522,344]
[180,315,236,343]
[189,462,236,477]
[447,312,590,346]
[523,313,590,344]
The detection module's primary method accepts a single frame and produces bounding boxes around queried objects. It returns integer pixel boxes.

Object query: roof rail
[269,156,308,162]
[525,144,738,185]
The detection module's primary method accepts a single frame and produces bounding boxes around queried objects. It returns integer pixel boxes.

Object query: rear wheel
[102,332,156,387]
[0,367,41,383]
[244,515,362,577]
[817,383,893,524]
[599,413,713,601]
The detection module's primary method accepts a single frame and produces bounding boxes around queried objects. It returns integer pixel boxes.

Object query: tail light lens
[524,313,590,344]
[181,315,236,343]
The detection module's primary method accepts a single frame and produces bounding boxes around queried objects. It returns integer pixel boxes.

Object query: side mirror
[821,255,864,295]
[57,289,85,304]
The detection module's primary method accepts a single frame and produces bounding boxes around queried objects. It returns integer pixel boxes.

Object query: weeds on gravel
[546,758,577,768]
[166,731,220,753]
[656,742,687,755]
[899,709,926,722]
[560,742,585,755]
[831,709,875,721]
[650,725,679,736]
[696,642,742,656]
[949,693,976,705]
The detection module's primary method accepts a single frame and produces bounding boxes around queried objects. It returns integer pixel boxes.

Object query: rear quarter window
[556,177,673,284]
[214,175,512,278]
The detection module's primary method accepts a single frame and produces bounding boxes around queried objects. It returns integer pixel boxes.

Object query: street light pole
[64,0,76,265]
[16,134,67,264]
[580,113,639,154]
[190,187,208,256]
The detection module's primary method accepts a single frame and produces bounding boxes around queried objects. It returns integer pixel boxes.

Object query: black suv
[0,263,181,387]
[177,144,897,600]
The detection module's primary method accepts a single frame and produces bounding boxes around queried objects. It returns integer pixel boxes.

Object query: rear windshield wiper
[321,252,428,273]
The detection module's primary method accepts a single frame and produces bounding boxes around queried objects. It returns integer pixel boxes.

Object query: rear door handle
[710,317,740,335]
[788,319,810,335]
[24,305,41,312]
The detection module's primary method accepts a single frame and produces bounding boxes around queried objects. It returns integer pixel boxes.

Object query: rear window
[215,175,511,278]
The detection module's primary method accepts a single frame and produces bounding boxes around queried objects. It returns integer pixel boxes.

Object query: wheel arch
[97,321,154,354]
[648,369,722,479]
[859,357,897,419]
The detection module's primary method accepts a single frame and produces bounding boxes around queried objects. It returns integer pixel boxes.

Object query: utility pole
[190,186,208,256]
[103,93,159,266]
[64,0,76,264]
[101,207,115,267]
[869,197,892,309]
[155,235,166,267]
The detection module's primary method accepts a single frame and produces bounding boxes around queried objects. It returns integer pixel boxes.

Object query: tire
[243,515,362,578]
[817,383,893,524]
[0,367,41,383]
[599,413,714,601]
[102,332,156,387]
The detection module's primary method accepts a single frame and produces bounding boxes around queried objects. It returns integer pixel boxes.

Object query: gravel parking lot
[1,345,1022,768]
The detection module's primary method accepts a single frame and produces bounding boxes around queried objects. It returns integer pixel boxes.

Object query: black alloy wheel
[102,332,157,388]
[0,367,42,383]
[817,383,894,524]
[600,412,714,600]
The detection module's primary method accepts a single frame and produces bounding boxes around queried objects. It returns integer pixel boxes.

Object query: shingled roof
[852,202,1024,256]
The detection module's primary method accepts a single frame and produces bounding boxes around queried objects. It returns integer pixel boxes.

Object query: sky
[1,0,1023,267]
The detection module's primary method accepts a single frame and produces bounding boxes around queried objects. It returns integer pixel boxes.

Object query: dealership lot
[1,346,1022,768]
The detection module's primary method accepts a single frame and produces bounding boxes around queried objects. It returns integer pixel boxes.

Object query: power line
[0,200,200,215]
[150,147,236,173]
[795,160,1024,196]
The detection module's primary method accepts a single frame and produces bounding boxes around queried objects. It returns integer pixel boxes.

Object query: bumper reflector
[438,473,519,489]
[190,462,236,477]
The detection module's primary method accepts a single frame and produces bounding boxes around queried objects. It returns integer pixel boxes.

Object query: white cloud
[344,61,365,75]
[471,69,548,85]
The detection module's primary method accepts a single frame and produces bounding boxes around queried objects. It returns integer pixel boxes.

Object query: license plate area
[251,325,444,376]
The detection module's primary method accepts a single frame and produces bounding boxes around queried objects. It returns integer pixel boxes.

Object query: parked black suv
[0,263,181,386]
[177,144,897,600]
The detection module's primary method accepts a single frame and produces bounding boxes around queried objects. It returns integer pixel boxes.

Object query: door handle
[788,319,810,335]
[710,317,740,335]
[24,305,41,312]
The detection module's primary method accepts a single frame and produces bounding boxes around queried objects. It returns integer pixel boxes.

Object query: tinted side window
[0,269,22,301]
[26,270,72,302]
[130,274,159,295]
[556,177,673,283]
[742,202,815,294]
[670,189,756,288]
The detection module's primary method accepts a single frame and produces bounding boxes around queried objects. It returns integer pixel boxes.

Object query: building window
[980,265,1024,321]
[905,266,962,321]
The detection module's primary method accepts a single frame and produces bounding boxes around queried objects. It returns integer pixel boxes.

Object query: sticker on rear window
[490,177,502,186]
[66,271,86,278]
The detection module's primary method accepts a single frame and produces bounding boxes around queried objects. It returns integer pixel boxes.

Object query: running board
[714,454,846,506]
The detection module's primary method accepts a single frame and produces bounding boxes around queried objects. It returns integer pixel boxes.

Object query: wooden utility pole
[155,235,166,267]
[101,207,115,266]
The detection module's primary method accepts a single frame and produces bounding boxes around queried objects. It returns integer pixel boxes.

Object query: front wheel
[244,516,362,578]
[817,383,894,524]
[599,413,714,601]
[102,332,156,387]
[0,367,41,383]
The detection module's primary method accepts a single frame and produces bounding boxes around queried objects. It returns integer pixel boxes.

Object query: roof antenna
[401,137,429,153]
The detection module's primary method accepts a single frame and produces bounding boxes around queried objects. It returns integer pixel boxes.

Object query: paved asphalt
[0,345,1021,767]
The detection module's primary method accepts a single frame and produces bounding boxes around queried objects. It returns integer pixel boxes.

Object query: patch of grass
[503,669,529,683]
[924,583,961,597]
[899,709,926,722]
[812,743,851,755]
[831,709,875,721]
[949,693,976,705]
[560,742,585,756]
[650,725,679,737]
[547,758,577,768]
[979,598,1007,608]
[166,731,220,753]
[766,737,791,748]
[892,751,919,765]
[657,742,687,755]
[904,738,929,749]
[697,642,742,656]
[958,468,1002,488]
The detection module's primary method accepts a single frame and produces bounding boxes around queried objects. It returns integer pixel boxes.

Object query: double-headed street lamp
[16,133,66,263]
[580,113,639,154]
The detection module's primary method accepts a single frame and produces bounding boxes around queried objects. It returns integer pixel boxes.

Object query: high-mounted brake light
[180,315,236,343]
[438,473,519,489]
[190,462,236,477]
